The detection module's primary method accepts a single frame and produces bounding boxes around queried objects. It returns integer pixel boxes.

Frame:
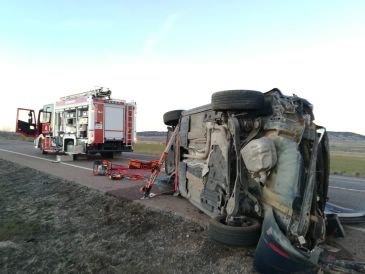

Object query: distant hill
[137,131,166,137]
[328,131,365,142]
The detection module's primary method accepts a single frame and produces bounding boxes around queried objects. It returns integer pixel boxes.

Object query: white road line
[0,148,93,171]
[326,202,353,211]
[345,225,365,233]
[331,175,365,183]
[0,148,55,162]
[329,186,365,193]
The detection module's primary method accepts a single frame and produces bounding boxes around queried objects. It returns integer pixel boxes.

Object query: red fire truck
[16,87,136,158]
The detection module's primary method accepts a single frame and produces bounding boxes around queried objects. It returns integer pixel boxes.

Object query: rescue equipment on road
[128,159,159,170]
[93,159,158,181]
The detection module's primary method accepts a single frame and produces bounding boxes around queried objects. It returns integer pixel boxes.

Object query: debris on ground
[93,159,156,181]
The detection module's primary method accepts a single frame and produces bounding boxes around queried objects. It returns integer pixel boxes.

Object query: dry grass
[0,131,33,142]
[329,140,365,177]
[330,154,365,177]
[133,143,165,155]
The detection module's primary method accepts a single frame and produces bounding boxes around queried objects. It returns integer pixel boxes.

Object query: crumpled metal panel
[241,137,277,183]
[179,115,190,148]
[263,136,302,232]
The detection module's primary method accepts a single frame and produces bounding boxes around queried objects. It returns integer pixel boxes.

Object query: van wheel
[211,90,264,111]
[163,110,184,126]
[208,216,261,247]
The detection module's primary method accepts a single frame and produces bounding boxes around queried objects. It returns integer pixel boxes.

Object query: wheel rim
[224,216,254,227]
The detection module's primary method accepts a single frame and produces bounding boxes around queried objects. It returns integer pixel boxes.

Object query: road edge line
[0,148,92,171]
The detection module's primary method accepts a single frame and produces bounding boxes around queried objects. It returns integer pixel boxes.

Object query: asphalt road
[0,138,210,226]
[328,176,365,211]
[1,139,364,211]
[0,139,156,193]
[1,138,365,260]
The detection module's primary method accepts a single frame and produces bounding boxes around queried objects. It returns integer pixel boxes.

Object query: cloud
[143,13,179,56]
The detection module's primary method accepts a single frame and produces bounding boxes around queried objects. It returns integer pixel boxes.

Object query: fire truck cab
[16,88,136,158]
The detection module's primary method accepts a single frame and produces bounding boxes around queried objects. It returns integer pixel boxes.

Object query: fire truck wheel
[101,152,114,159]
[113,152,122,158]
[64,140,74,152]
[40,140,47,154]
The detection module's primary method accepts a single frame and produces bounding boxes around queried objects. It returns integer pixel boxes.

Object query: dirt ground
[0,159,257,274]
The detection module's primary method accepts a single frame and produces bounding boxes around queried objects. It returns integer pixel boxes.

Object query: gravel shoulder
[0,159,257,274]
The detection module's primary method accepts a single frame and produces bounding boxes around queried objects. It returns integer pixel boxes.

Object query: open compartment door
[16,108,37,137]
[37,108,52,135]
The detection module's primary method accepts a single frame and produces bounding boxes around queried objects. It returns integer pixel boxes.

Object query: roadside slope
[0,159,257,274]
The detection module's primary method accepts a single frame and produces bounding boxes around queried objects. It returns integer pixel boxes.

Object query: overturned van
[163,88,330,273]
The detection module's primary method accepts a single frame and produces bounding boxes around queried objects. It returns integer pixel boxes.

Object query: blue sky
[2,1,364,60]
[1,1,365,133]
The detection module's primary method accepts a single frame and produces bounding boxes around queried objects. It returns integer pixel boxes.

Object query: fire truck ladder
[60,87,111,100]
[126,105,134,146]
